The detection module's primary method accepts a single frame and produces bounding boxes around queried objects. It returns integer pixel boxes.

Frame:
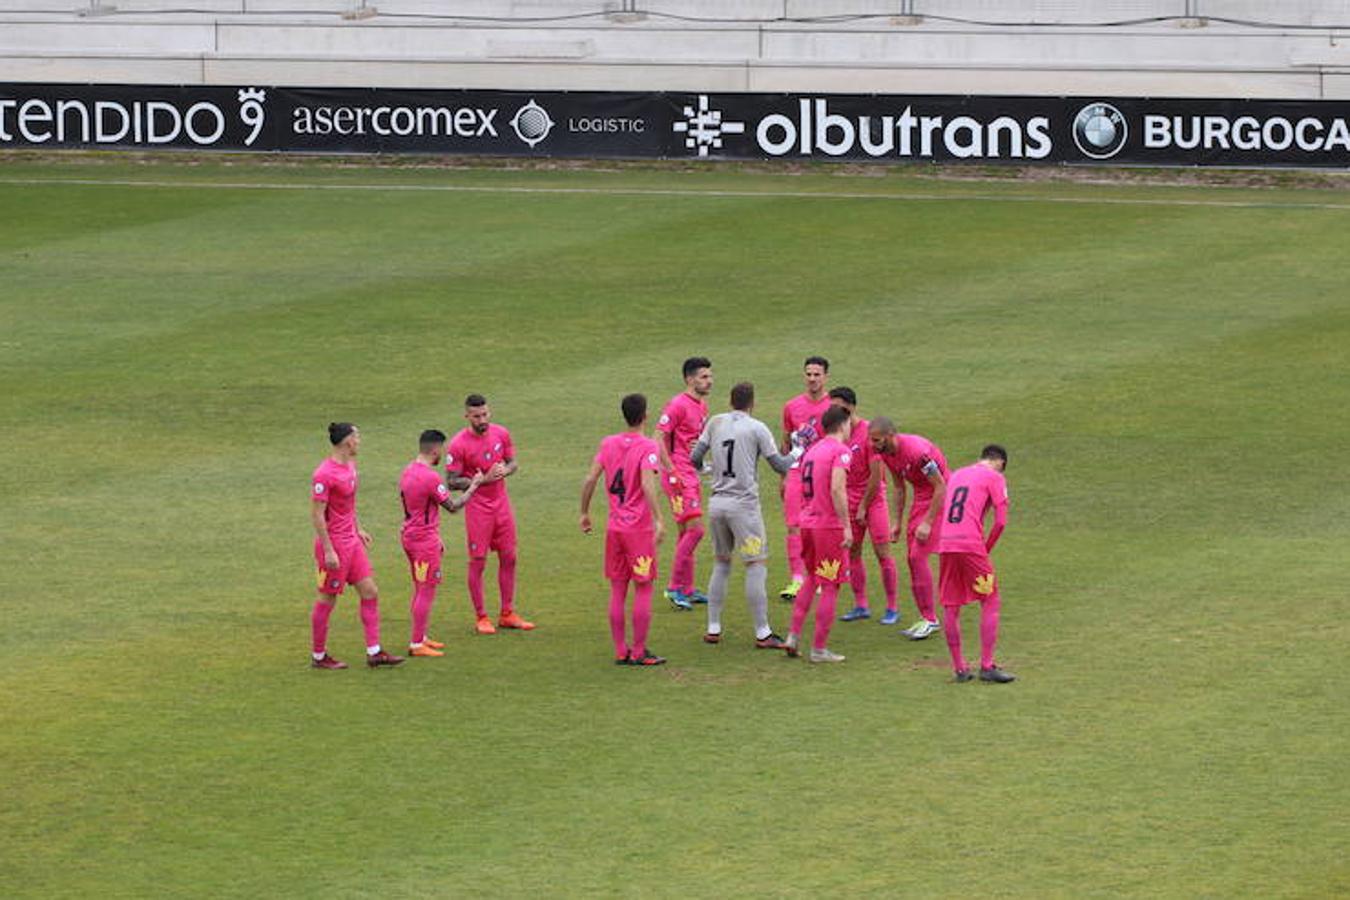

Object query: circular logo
[1072,103,1128,159]
[511,100,555,148]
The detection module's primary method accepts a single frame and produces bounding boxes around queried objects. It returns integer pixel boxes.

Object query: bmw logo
[511,100,555,148]
[1072,103,1128,159]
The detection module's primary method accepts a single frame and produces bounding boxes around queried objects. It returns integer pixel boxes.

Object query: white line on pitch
[2,176,1350,211]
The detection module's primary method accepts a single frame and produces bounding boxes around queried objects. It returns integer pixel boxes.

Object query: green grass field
[2,156,1347,898]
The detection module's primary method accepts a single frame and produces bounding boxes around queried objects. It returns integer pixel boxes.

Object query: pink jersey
[311,457,359,542]
[799,438,852,528]
[657,392,707,477]
[843,418,885,507]
[446,424,514,514]
[399,460,451,543]
[782,393,834,454]
[595,432,662,533]
[881,433,950,506]
[936,464,1009,555]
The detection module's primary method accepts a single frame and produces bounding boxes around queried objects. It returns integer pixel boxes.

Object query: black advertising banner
[4,83,1350,167]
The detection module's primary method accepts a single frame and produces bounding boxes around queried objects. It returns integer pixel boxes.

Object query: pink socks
[943,595,1002,671]
[632,581,653,658]
[409,583,435,646]
[849,555,868,608]
[789,573,818,638]
[498,551,517,615]
[909,549,936,622]
[979,594,1001,670]
[879,556,899,612]
[609,580,655,659]
[669,524,704,593]
[358,596,381,648]
[813,583,840,651]
[608,579,629,658]
[311,600,334,655]
[785,531,805,581]
[467,558,487,617]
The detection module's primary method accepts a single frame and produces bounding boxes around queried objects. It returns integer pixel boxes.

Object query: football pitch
[2,156,1347,898]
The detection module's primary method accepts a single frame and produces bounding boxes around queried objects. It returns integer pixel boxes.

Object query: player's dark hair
[682,356,712,379]
[870,415,895,436]
[730,382,754,410]
[828,386,857,406]
[464,393,487,408]
[419,429,447,451]
[821,405,850,434]
[621,393,647,427]
[981,444,1009,468]
[804,355,830,372]
[328,422,356,445]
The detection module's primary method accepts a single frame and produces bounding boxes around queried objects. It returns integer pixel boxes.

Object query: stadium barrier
[5,82,1350,167]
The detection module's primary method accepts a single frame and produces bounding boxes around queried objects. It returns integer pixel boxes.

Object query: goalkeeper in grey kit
[690,381,802,648]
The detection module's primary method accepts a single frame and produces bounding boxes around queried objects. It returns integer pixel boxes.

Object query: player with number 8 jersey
[936,445,1014,683]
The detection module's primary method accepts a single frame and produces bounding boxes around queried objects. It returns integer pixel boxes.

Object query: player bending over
[785,404,854,663]
[936,445,1015,683]
[399,429,482,657]
[868,417,950,641]
[309,422,404,670]
[657,357,713,610]
[580,394,669,666]
[827,387,902,625]
[690,382,799,649]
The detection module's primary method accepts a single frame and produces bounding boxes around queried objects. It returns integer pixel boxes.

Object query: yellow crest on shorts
[740,535,764,557]
[974,574,996,595]
[413,560,430,583]
[814,558,841,580]
[315,568,326,588]
[633,555,653,578]
[671,496,684,516]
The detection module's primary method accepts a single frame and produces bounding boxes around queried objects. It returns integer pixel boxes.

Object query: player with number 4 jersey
[581,393,669,667]
[936,445,1014,684]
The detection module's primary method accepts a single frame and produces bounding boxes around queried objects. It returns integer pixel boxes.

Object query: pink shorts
[906,501,942,556]
[783,469,803,528]
[465,505,517,559]
[313,537,372,596]
[605,528,658,583]
[938,551,999,608]
[803,527,850,585]
[848,497,892,549]
[661,469,703,524]
[402,534,444,587]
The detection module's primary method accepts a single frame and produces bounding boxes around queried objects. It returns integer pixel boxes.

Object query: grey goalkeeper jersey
[691,411,796,504]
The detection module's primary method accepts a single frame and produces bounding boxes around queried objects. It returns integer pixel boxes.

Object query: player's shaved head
[328,422,356,445]
[621,393,647,427]
[870,416,895,436]
[981,444,1009,470]
[821,404,850,434]
[730,382,754,411]
[419,429,446,451]
[804,355,829,372]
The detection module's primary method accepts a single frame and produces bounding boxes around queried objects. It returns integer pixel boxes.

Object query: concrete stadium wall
[3,1,1350,98]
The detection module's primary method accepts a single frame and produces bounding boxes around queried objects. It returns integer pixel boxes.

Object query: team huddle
[308,360,1014,683]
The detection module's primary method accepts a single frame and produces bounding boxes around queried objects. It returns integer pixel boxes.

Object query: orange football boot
[422,637,446,650]
[409,643,444,658]
[498,611,535,631]
[475,615,497,635]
